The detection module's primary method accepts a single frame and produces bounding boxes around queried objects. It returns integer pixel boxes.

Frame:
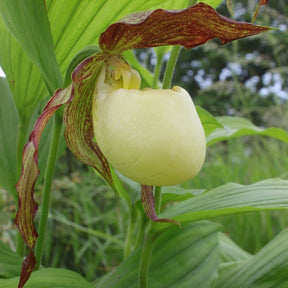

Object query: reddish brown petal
[64,53,116,189]
[260,0,268,5]
[99,2,271,54]
[18,254,36,288]
[141,185,180,226]
[15,86,73,288]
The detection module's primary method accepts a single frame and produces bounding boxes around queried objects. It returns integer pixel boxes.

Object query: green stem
[34,111,63,269]
[152,51,164,89]
[162,45,181,89]
[16,230,25,257]
[134,213,147,250]
[138,187,162,288]
[162,0,196,87]
[138,231,158,288]
[124,206,137,259]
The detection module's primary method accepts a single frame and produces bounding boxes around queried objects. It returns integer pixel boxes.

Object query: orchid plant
[1,0,288,288]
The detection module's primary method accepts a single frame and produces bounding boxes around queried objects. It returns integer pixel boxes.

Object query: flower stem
[152,51,164,89]
[138,230,158,288]
[162,45,181,89]
[124,206,137,259]
[34,111,63,269]
[162,0,195,90]
[138,186,162,288]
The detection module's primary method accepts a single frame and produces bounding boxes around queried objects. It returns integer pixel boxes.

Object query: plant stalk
[162,0,193,90]
[124,206,137,259]
[162,45,181,89]
[34,111,63,269]
[138,230,158,288]
[152,51,165,89]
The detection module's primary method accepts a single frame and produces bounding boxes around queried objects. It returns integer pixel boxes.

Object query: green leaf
[149,221,219,287]
[207,116,288,146]
[197,106,224,137]
[219,232,252,263]
[96,221,220,288]
[47,0,187,78]
[0,241,22,279]
[217,229,288,288]
[0,77,19,197]
[197,0,224,8]
[160,179,288,224]
[0,0,62,93]
[161,185,204,204]
[0,268,94,288]
[0,16,48,128]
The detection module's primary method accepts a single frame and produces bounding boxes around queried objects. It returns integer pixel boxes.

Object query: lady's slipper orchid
[93,58,206,186]
[14,3,271,287]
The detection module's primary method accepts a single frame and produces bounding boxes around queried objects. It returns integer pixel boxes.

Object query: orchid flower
[15,3,270,287]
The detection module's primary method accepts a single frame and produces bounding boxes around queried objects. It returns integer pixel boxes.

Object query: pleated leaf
[0,268,94,288]
[217,228,288,288]
[207,116,288,146]
[0,241,22,279]
[0,16,47,127]
[218,232,252,263]
[0,0,62,93]
[160,179,288,224]
[0,77,19,198]
[96,221,220,288]
[197,106,224,137]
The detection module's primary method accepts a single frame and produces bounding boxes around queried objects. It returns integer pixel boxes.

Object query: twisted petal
[63,53,116,189]
[15,86,73,288]
[99,2,271,54]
